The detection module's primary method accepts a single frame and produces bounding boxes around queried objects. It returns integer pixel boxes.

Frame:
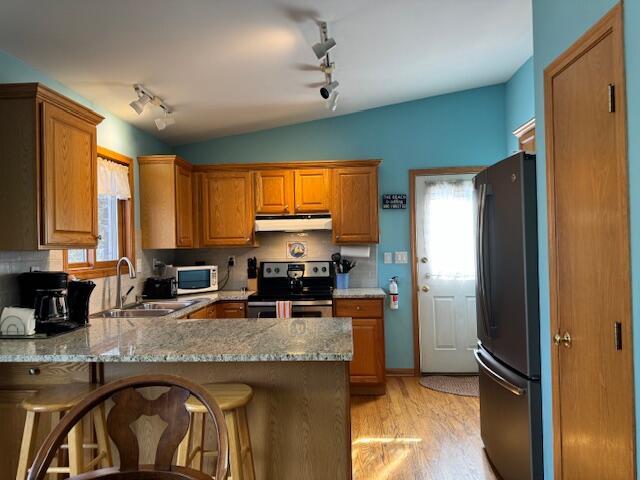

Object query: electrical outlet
[228,256,236,267]
[383,252,393,264]
[394,251,408,264]
[136,259,143,272]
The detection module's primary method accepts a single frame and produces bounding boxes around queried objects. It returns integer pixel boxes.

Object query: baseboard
[385,368,416,377]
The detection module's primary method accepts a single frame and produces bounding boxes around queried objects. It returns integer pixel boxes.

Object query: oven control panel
[262,261,332,278]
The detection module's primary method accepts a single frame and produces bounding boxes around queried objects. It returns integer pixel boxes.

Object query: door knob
[421,285,430,293]
[553,332,572,348]
[421,257,428,263]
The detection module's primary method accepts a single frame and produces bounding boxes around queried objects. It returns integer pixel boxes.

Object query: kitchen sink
[123,300,202,311]
[92,309,174,318]
[91,299,206,318]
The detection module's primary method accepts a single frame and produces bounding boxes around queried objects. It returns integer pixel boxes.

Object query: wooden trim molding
[543,4,631,478]
[0,83,103,125]
[512,118,536,139]
[385,368,415,377]
[409,167,484,375]
[138,154,192,170]
[192,159,381,172]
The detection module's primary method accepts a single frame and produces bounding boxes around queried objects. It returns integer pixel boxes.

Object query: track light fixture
[154,109,175,130]
[312,37,336,60]
[327,91,339,111]
[320,80,339,100]
[129,84,175,130]
[313,21,340,111]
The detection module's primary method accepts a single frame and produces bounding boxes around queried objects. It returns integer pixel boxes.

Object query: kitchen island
[0,315,353,480]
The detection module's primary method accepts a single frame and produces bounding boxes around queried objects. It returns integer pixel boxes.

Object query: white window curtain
[97,157,131,199]
[423,179,475,279]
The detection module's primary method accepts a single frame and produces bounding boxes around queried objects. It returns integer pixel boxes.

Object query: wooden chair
[176,384,255,479]
[26,374,229,480]
[16,383,112,480]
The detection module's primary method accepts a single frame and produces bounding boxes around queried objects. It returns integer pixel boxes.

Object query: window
[64,147,135,279]
[422,178,475,279]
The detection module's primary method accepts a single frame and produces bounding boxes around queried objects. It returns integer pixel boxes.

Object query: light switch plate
[136,259,143,272]
[394,251,408,264]
[383,252,393,264]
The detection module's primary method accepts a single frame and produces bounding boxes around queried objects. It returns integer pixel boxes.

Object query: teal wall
[505,57,534,153]
[532,0,639,477]
[0,49,172,227]
[176,85,508,369]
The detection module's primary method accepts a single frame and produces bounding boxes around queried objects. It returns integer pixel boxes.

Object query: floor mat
[419,375,479,397]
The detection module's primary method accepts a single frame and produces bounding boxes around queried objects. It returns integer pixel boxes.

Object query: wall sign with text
[382,194,407,209]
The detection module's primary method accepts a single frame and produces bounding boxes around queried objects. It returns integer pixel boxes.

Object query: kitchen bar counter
[0,316,352,362]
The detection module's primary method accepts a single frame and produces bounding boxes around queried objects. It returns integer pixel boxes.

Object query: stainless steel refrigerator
[473,152,542,480]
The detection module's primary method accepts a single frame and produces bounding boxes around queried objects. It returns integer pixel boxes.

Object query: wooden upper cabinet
[255,170,294,214]
[294,169,330,213]
[175,164,194,247]
[139,155,194,249]
[42,102,98,247]
[200,171,254,247]
[332,166,379,244]
[0,83,103,250]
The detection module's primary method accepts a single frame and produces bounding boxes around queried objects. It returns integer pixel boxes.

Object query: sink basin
[123,300,202,312]
[92,309,174,318]
[91,299,207,318]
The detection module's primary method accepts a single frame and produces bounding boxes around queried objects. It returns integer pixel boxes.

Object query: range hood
[255,214,332,232]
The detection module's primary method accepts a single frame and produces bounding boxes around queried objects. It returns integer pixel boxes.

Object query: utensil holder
[336,273,349,289]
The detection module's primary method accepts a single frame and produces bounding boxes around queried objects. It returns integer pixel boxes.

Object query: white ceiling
[0,0,532,145]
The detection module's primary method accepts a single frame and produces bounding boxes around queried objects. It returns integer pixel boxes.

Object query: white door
[416,174,478,373]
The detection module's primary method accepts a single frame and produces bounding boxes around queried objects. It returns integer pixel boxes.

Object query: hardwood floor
[351,376,498,480]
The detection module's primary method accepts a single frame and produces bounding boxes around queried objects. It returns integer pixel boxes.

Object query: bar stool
[15,383,112,480]
[177,383,255,480]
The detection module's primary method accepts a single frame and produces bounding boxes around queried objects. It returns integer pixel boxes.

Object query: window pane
[96,195,119,262]
[67,249,87,264]
[423,179,475,279]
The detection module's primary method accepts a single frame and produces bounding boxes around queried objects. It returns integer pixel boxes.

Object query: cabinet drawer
[216,301,247,318]
[334,299,383,318]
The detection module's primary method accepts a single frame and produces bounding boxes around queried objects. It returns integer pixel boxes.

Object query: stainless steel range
[247,261,335,318]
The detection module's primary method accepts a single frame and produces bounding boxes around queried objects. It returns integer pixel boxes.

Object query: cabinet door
[350,318,385,384]
[294,169,330,212]
[332,166,379,243]
[255,170,294,214]
[41,102,98,247]
[175,164,194,247]
[216,301,247,318]
[201,171,253,246]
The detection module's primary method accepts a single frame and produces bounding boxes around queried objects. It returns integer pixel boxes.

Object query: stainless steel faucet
[116,256,136,309]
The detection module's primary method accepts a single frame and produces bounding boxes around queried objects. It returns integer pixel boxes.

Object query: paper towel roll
[339,245,371,258]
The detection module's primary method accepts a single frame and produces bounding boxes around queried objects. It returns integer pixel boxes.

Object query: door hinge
[608,84,616,113]
[614,322,623,350]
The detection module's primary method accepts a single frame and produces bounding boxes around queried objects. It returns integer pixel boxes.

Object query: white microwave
[167,265,218,295]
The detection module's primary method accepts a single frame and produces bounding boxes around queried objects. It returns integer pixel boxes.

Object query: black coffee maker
[18,272,95,336]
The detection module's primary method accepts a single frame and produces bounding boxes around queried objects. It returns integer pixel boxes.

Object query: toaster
[142,277,177,299]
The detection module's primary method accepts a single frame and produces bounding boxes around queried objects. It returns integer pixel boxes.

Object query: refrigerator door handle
[477,183,491,337]
[474,349,526,396]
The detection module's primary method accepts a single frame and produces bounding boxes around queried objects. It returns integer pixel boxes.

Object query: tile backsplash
[0,230,175,314]
[174,231,378,290]
[0,231,376,314]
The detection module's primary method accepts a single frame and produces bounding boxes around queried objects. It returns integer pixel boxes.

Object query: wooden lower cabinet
[333,298,386,394]
[215,301,247,318]
[186,301,247,319]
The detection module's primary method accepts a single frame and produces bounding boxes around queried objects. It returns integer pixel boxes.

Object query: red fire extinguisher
[389,276,399,310]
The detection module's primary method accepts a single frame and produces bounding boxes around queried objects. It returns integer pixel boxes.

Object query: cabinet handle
[284,204,289,210]
[336,235,341,240]
[28,368,40,376]
[356,306,361,311]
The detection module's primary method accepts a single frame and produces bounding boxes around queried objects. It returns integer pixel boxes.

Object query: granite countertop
[332,288,386,298]
[0,316,353,363]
